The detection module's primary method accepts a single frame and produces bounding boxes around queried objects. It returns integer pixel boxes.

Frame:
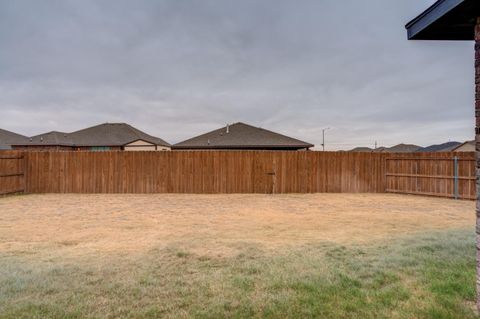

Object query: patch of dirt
[0,193,474,258]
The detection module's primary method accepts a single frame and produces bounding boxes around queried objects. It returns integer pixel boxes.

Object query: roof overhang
[12,143,75,147]
[406,0,479,40]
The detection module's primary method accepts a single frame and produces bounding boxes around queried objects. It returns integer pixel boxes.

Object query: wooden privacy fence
[21,151,387,194]
[385,152,476,200]
[0,150,475,198]
[0,151,25,195]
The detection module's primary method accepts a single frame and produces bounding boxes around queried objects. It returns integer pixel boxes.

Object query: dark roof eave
[405,0,478,40]
[12,143,75,147]
[13,140,171,148]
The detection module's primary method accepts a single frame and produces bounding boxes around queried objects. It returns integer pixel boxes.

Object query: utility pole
[374,141,378,149]
[321,127,330,151]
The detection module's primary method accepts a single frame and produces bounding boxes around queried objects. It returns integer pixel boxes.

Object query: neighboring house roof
[349,147,373,152]
[0,128,29,145]
[69,123,170,147]
[373,144,421,153]
[386,144,421,153]
[405,0,479,40]
[13,123,170,147]
[173,122,314,150]
[451,140,475,151]
[416,141,461,152]
[373,147,386,152]
[27,131,74,146]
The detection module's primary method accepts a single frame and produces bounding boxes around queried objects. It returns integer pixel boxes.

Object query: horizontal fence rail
[385,152,476,200]
[0,150,475,198]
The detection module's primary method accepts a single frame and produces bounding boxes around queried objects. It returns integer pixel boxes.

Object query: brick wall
[475,17,480,309]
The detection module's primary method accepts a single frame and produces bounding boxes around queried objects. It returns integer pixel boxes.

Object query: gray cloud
[0,0,474,149]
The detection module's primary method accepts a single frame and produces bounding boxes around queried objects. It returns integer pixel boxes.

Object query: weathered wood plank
[1,150,474,198]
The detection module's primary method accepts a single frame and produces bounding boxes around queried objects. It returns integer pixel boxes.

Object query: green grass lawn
[0,228,477,319]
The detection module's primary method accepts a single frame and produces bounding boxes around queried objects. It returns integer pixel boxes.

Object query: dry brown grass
[0,193,474,259]
[0,193,477,318]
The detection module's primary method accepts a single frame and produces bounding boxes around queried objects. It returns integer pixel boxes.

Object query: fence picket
[0,150,475,198]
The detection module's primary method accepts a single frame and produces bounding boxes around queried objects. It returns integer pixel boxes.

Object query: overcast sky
[0,0,474,150]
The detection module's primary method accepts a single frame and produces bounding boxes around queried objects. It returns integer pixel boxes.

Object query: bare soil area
[0,193,474,258]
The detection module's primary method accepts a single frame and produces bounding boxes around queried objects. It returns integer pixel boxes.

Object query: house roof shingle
[68,123,170,147]
[27,131,74,146]
[13,123,170,147]
[416,141,461,152]
[373,144,421,153]
[349,147,373,152]
[173,122,314,150]
[0,128,29,145]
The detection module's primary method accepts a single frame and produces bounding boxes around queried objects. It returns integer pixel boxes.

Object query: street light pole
[321,127,330,151]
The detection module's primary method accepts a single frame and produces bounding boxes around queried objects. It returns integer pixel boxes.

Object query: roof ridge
[174,122,313,148]
[174,124,232,145]
[70,123,105,135]
[124,123,146,143]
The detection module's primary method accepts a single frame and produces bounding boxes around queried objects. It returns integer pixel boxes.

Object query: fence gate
[385,155,476,200]
[0,152,25,195]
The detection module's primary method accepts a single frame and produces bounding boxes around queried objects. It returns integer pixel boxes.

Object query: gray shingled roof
[27,131,74,146]
[0,128,29,145]
[416,141,461,152]
[387,144,421,153]
[349,147,373,152]
[372,147,386,152]
[374,144,421,153]
[173,122,313,149]
[69,123,170,147]
[14,123,170,147]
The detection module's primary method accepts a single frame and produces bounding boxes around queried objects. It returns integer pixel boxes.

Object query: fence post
[454,156,459,199]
